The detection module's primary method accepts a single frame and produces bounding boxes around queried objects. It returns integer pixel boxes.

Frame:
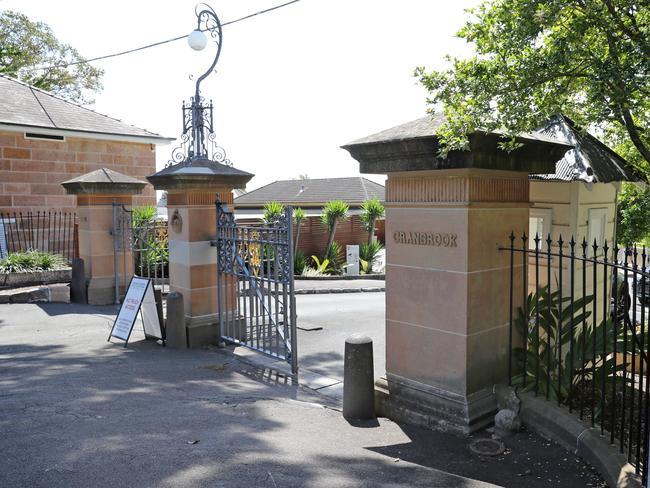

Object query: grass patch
[0,250,68,273]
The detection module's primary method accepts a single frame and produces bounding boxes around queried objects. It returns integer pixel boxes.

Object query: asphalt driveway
[0,301,606,487]
[296,292,385,382]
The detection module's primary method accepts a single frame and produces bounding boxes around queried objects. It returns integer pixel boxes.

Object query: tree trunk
[294,220,302,255]
[367,217,375,245]
[325,220,338,257]
[622,108,650,165]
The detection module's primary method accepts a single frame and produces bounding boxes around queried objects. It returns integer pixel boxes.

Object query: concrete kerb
[294,279,385,295]
[517,390,641,488]
[295,287,385,295]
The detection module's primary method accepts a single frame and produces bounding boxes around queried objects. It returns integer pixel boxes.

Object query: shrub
[132,206,168,277]
[301,266,325,277]
[0,250,68,273]
[263,201,285,225]
[294,250,306,275]
[512,285,632,409]
[321,200,349,256]
[132,205,157,227]
[303,256,331,277]
[359,241,384,273]
[325,241,345,275]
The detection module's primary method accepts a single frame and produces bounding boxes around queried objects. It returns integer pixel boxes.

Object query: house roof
[0,74,173,144]
[531,115,644,183]
[234,177,385,207]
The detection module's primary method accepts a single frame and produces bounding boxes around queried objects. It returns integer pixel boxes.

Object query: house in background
[530,114,644,253]
[527,114,645,305]
[0,74,173,214]
[234,177,385,257]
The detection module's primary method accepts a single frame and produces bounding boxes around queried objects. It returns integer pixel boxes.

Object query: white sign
[108,277,164,346]
[346,244,359,276]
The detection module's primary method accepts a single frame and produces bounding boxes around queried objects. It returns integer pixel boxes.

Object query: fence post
[70,258,87,304]
[166,291,186,349]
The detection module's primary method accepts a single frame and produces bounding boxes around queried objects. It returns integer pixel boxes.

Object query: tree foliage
[321,200,349,256]
[360,198,385,245]
[262,201,285,225]
[616,182,650,245]
[0,10,103,104]
[416,0,650,173]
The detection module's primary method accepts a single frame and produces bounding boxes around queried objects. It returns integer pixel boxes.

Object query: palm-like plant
[293,207,305,255]
[512,285,633,411]
[360,198,385,244]
[263,201,285,225]
[321,200,349,256]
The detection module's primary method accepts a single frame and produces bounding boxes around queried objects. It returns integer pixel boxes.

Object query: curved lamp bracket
[193,3,223,100]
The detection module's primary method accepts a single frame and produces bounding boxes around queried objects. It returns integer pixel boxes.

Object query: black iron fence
[112,204,169,303]
[0,211,77,261]
[132,218,169,294]
[504,233,650,481]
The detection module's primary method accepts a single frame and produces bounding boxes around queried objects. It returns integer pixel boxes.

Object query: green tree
[416,0,650,173]
[616,182,650,245]
[262,201,285,225]
[0,10,103,104]
[360,198,385,245]
[292,207,305,255]
[320,200,349,257]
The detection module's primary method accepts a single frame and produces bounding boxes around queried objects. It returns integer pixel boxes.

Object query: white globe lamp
[188,29,207,51]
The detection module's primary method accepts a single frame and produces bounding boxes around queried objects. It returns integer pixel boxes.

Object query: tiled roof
[530,115,644,183]
[0,74,172,141]
[234,177,385,207]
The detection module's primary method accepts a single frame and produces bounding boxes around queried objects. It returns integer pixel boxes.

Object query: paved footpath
[0,303,605,487]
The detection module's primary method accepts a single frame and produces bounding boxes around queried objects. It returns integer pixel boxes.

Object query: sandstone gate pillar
[62,168,146,305]
[148,159,253,347]
[343,119,570,433]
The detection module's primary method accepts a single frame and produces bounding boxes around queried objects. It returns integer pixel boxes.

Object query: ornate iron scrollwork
[166,4,231,168]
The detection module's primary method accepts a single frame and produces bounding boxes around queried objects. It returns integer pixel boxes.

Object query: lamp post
[168,3,228,167]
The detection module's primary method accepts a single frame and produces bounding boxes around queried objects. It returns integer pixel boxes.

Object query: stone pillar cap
[147,158,254,191]
[341,115,573,175]
[61,168,147,195]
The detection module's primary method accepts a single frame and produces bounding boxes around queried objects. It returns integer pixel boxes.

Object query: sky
[3,0,481,191]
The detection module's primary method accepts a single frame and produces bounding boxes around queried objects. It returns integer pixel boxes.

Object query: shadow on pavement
[0,302,607,488]
[367,423,606,488]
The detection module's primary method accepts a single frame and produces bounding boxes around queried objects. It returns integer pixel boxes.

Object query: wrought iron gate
[215,203,298,373]
[112,203,169,304]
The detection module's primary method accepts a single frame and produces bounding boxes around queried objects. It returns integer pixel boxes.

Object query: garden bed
[0,268,72,289]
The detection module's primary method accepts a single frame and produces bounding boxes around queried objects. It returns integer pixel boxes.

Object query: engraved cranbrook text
[393,231,458,247]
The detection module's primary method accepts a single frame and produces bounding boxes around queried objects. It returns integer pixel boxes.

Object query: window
[529,208,552,250]
[587,208,607,250]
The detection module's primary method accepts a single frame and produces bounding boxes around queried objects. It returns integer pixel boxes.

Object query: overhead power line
[23,0,302,72]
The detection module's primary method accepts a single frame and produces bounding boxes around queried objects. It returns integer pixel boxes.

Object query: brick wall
[0,130,157,213]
